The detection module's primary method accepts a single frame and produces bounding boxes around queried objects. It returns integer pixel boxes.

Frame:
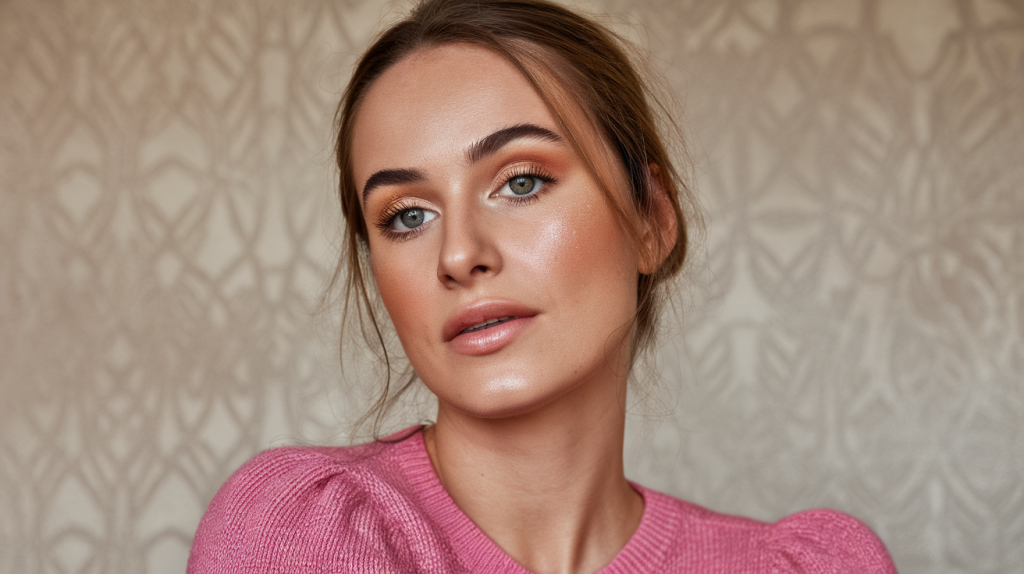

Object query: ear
[637,163,678,275]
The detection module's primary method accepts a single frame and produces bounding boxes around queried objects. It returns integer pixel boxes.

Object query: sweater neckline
[390,426,675,573]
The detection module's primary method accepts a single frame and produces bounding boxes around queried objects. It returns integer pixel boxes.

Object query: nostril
[435,221,502,285]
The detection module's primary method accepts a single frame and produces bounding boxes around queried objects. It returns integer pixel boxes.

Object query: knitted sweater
[188,426,897,573]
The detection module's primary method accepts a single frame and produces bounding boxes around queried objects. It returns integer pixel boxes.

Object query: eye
[498,174,547,198]
[390,207,436,232]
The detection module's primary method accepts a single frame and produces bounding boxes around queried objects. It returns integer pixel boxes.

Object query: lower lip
[448,316,534,356]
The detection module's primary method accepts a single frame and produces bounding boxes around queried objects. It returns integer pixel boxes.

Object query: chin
[430,369,592,420]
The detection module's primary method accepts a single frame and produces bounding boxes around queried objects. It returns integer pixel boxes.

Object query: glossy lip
[443,299,539,356]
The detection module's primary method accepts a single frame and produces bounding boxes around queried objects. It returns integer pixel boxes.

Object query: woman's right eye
[390,207,436,232]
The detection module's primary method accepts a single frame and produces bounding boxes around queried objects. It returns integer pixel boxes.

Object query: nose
[436,204,502,288]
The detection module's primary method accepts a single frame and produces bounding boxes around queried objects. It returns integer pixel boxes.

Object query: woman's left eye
[497,174,547,198]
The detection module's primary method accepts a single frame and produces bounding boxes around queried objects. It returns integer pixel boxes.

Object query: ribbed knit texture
[187,427,897,573]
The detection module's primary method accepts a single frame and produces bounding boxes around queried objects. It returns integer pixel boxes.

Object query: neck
[423,371,643,574]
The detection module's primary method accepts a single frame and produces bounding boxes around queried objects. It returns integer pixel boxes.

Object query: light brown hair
[328,0,699,435]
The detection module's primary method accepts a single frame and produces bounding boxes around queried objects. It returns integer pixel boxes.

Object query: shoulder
[186,427,462,573]
[193,442,386,525]
[761,508,897,574]
[645,491,896,573]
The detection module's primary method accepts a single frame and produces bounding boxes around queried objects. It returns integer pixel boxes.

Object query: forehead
[350,44,558,178]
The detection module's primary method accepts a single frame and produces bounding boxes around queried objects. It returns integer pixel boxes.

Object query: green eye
[391,208,435,232]
[501,174,545,198]
[509,175,536,196]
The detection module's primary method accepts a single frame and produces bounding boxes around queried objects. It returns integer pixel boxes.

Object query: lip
[443,299,538,356]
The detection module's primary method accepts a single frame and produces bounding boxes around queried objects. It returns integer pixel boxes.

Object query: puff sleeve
[762,509,897,574]
[186,447,463,574]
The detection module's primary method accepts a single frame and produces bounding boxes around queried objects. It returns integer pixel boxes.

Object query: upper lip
[442,299,538,342]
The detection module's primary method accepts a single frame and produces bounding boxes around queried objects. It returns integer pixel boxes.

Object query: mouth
[442,299,539,345]
[460,316,516,334]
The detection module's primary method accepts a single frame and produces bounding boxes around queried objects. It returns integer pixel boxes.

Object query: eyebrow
[362,168,426,202]
[361,123,562,203]
[465,123,562,163]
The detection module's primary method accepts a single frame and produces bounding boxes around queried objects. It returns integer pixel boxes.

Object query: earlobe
[638,163,678,275]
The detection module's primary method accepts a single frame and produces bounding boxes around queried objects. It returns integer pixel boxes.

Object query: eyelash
[372,163,558,241]
[494,164,557,205]
[375,198,426,242]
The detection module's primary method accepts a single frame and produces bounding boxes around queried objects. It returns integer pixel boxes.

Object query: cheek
[515,214,575,277]
[518,199,636,288]
[369,245,436,336]
[510,196,639,326]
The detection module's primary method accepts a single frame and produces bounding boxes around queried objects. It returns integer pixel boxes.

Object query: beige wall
[2,0,1022,572]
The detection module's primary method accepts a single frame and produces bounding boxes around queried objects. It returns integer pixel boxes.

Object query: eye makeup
[492,162,558,205]
[369,158,561,242]
[374,197,436,242]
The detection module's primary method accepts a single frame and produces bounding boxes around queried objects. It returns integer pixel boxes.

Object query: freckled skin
[350,44,650,574]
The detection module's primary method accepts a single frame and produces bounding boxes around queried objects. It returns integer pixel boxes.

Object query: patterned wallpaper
[1,0,1021,573]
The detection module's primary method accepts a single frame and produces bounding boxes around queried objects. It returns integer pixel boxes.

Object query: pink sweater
[188,426,896,573]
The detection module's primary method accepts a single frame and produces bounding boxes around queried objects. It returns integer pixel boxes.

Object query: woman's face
[351,44,641,418]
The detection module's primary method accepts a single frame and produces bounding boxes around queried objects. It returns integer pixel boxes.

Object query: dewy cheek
[517,212,578,276]
[519,196,629,288]
[369,248,435,346]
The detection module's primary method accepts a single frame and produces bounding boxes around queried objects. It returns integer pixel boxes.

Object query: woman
[188,0,897,572]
